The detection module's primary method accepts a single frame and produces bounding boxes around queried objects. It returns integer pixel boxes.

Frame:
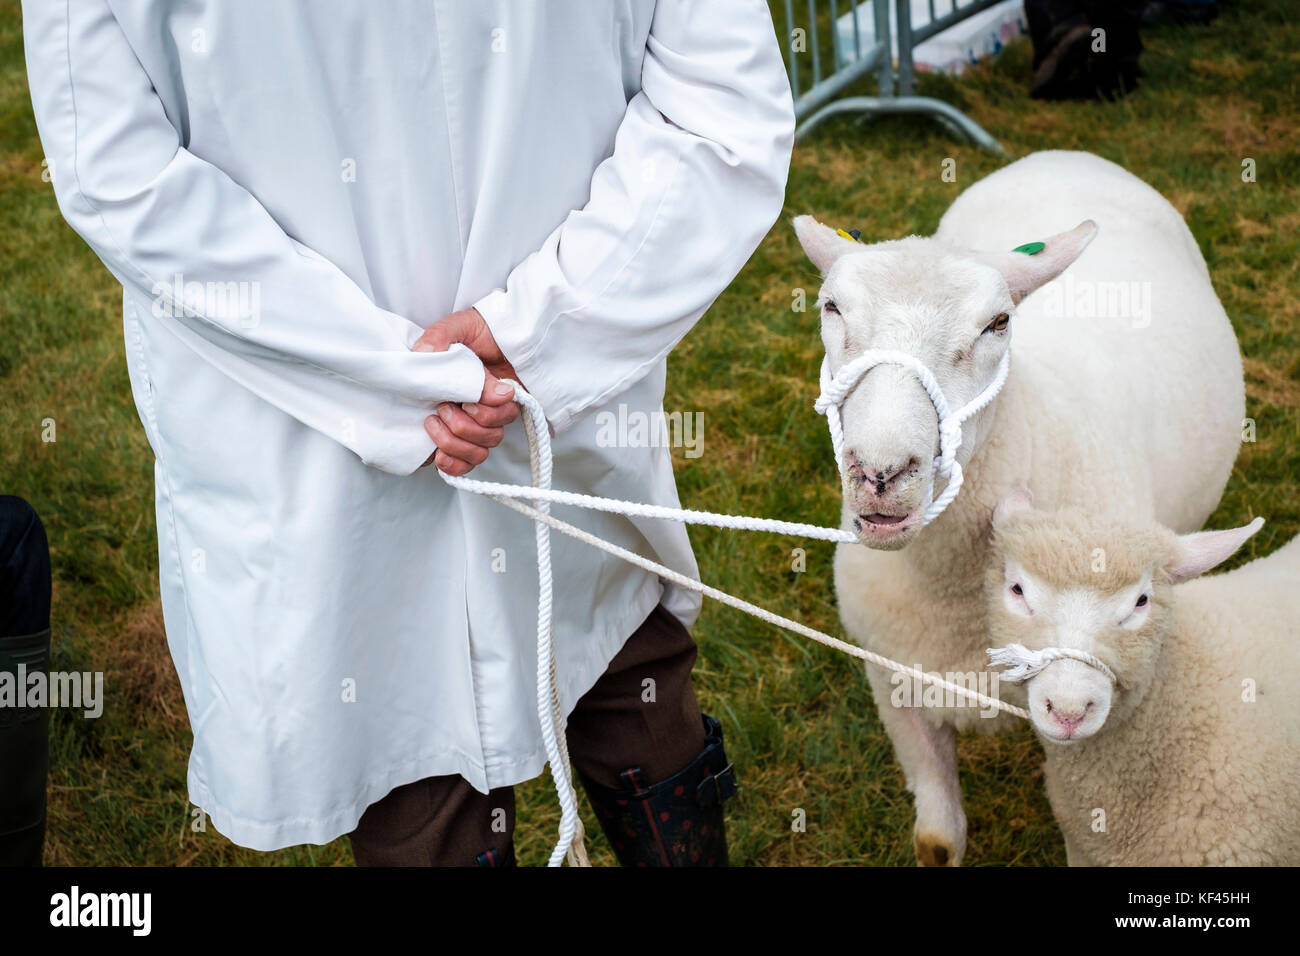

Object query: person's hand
[413,308,521,476]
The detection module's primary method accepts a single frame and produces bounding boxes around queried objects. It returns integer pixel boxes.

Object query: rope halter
[986,643,1118,685]
[814,348,1012,528]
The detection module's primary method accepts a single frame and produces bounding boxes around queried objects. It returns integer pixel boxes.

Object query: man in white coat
[22,1,794,865]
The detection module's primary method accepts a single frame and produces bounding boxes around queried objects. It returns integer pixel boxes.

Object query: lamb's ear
[992,485,1034,529]
[1165,517,1265,583]
[978,220,1098,305]
[793,215,863,274]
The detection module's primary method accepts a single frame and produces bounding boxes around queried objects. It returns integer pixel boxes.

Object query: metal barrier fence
[780,0,1008,153]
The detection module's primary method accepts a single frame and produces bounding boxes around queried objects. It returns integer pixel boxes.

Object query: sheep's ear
[1165,517,1264,583]
[992,485,1034,529]
[793,215,863,274]
[979,220,1098,305]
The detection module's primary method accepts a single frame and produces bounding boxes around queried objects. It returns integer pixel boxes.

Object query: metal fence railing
[783,0,893,123]
[779,0,1008,153]
[894,0,1013,96]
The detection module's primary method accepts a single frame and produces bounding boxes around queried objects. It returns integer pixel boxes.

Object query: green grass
[1,0,1296,866]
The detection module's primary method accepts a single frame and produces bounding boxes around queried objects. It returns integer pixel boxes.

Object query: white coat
[23,0,794,850]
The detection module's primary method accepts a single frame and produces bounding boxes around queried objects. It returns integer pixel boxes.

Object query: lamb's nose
[846,454,918,494]
[1045,698,1092,735]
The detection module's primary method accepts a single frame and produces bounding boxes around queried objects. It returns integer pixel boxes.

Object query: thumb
[413,311,477,353]
[478,370,516,406]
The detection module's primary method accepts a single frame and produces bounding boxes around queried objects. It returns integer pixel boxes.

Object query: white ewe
[794,150,1244,865]
[986,493,1300,866]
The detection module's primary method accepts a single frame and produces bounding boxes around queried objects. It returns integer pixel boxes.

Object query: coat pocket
[121,292,164,460]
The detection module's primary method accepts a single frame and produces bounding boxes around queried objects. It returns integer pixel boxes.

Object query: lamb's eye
[823,300,840,316]
[1010,583,1024,596]
[983,312,1010,334]
[1135,594,1149,608]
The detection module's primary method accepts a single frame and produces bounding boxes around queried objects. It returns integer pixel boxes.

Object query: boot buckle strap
[695,761,737,808]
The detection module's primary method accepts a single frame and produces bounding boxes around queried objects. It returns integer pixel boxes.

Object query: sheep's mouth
[852,509,919,544]
[861,512,908,526]
[1037,722,1101,744]
[1038,728,1084,745]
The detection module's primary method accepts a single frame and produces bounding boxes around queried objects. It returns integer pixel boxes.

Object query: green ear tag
[1012,241,1045,255]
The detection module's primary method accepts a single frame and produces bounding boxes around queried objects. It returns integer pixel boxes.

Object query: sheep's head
[986,489,1264,743]
[793,215,1096,548]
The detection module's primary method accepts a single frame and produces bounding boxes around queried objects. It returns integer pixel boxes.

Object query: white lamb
[793,150,1244,865]
[985,492,1300,866]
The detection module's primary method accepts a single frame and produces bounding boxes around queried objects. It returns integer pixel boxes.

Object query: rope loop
[986,642,1118,685]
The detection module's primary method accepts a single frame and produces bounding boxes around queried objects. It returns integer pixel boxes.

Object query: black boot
[0,627,52,866]
[474,843,517,867]
[1026,0,1145,101]
[0,497,52,868]
[579,714,737,867]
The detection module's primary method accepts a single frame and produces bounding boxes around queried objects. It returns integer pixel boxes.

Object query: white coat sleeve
[472,0,795,435]
[21,0,486,476]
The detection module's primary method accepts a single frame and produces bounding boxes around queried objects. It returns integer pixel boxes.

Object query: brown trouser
[349,602,706,866]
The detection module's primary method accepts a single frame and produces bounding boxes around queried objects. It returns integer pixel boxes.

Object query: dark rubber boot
[1029,21,1095,100]
[1026,0,1144,101]
[0,627,52,866]
[579,714,737,867]
[0,496,52,868]
[474,843,516,867]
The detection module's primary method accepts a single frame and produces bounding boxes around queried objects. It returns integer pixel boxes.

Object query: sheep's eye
[823,300,840,316]
[1135,594,1149,608]
[1010,583,1024,596]
[983,312,1010,334]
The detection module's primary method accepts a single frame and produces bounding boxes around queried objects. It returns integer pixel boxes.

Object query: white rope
[513,390,589,867]
[986,642,1118,684]
[494,493,1031,721]
[442,474,858,543]
[438,348,1014,866]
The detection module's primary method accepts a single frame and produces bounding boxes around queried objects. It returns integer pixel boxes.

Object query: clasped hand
[413,308,521,476]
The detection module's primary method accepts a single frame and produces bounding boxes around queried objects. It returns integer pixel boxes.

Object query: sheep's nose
[845,453,919,494]
[1045,698,1092,735]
